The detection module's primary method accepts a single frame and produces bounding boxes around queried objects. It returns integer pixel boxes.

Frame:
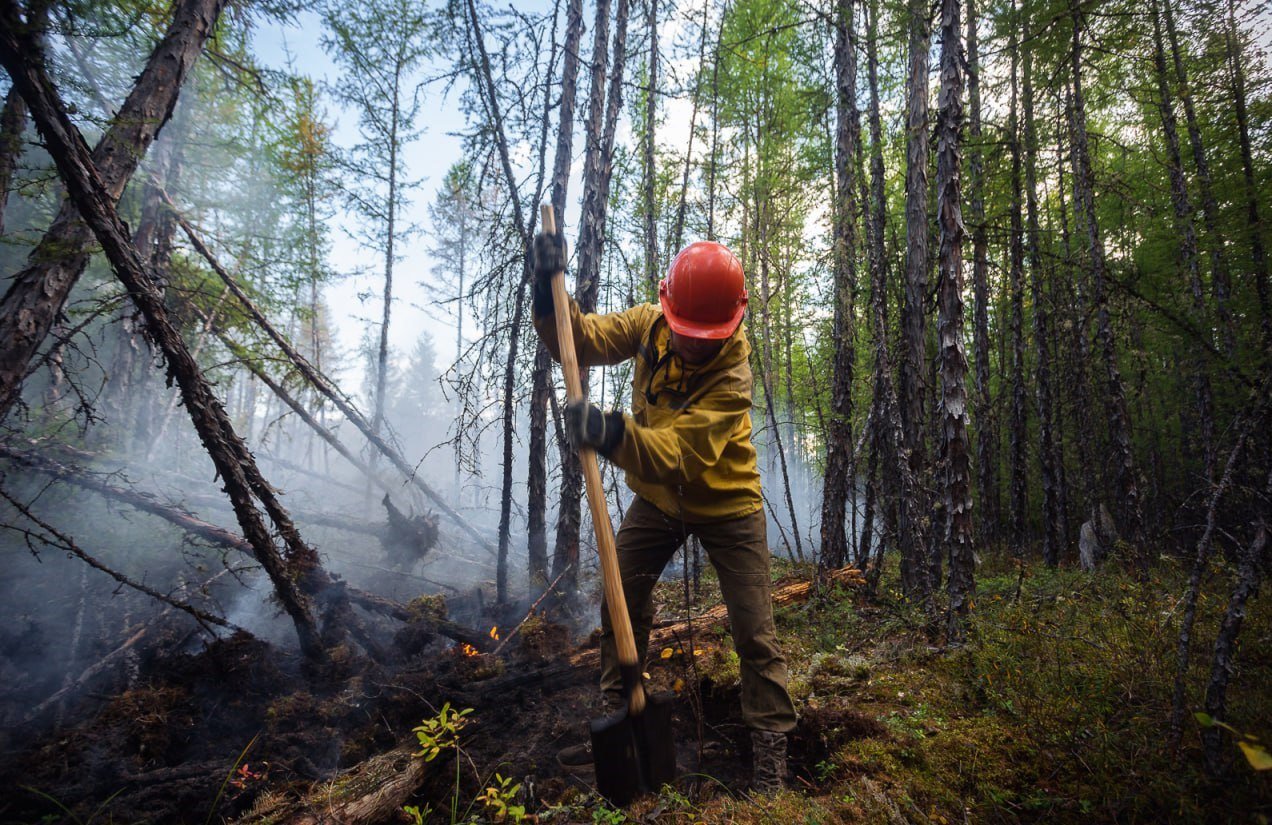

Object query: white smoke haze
[0,0,857,752]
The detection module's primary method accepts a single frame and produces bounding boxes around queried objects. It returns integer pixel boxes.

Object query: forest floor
[2,552,1270,824]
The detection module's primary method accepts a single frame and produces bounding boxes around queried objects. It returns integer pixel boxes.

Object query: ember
[458,643,479,657]
[488,626,499,641]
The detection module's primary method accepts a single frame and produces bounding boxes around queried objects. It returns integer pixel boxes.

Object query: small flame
[489,626,500,641]
[459,643,479,657]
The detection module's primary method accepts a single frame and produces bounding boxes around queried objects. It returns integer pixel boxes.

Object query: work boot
[750,730,787,795]
[556,739,593,769]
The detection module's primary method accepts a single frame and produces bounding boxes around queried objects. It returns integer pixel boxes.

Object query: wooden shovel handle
[541,204,646,717]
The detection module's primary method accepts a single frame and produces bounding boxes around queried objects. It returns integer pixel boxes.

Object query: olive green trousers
[598,496,797,733]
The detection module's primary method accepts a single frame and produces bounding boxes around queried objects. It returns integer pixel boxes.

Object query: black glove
[530,230,567,318]
[564,400,626,457]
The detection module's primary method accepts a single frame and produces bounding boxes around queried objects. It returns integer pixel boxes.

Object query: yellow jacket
[535,298,763,523]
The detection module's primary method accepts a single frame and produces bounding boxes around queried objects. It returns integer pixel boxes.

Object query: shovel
[541,204,676,805]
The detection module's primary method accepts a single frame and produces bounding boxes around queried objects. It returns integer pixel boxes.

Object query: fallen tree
[0,4,348,660]
[235,743,430,825]
[0,443,488,651]
[0,0,227,420]
[169,197,495,558]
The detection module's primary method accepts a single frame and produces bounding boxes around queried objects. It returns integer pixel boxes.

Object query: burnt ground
[7,558,1262,824]
[0,570,874,825]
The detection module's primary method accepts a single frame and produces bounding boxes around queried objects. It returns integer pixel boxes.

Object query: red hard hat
[658,241,748,340]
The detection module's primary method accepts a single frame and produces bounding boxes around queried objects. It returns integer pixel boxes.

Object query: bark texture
[0,10,327,658]
[936,0,974,633]
[820,0,858,571]
[900,0,932,601]
[0,0,226,421]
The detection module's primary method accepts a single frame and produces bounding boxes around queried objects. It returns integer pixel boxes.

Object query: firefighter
[530,232,796,794]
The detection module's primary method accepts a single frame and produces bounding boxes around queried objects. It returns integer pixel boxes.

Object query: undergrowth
[634,552,1271,823]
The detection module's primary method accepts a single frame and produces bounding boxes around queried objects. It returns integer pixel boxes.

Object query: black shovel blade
[589,691,677,806]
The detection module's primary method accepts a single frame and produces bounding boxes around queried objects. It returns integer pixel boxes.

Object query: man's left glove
[529,230,567,318]
[564,400,626,457]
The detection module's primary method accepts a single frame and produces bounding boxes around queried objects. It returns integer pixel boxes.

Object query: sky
[249,0,1271,400]
[249,2,684,399]
[252,10,479,389]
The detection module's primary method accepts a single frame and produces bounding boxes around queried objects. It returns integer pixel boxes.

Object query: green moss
[407,593,448,621]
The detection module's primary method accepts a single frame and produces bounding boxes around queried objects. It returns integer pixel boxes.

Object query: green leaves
[411,702,473,761]
[1194,712,1271,771]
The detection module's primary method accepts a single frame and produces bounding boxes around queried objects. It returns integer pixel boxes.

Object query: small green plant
[412,703,473,761]
[402,803,432,824]
[477,773,525,823]
[411,703,474,823]
[814,758,838,782]
[591,802,627,824]
[20,786,124,825]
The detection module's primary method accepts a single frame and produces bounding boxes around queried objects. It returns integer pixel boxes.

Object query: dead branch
[0,483,235,631]
[0,13,330,656]
[0,443,488,649]
[167,196,495,557]
[492,563,573,655]
[233,743,429,825]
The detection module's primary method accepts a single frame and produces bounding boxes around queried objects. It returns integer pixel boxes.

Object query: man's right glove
[564,400,626,457]
[529,230,567,318]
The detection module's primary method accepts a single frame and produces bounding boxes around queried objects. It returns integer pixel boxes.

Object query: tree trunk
[554,0,629,589]
[1162,0,1235,356]
[900,0,932,601]
[0,0,226,421]
[1167,380,1268,750]
[1067,0,1144,559]
[1225,0,1271,347]
[462,0,539,602]
[1007,7,1028,554]
[820,0,858,571]
[936,0,974,636]
[641,0,658,291]
[370,70,402,493]
[0,14,328,659]
[0,84,26,238]
[1202,514,1270,774]
[528,0,585,589]
[965,0,996,546]
[1021,3,1062,564]
[1150,0,1216,483]
[670,0,711,254]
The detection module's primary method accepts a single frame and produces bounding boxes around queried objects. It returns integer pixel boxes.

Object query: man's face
[670,330,726,365]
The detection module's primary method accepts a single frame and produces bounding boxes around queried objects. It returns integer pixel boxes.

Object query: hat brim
[659,293,746,340]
